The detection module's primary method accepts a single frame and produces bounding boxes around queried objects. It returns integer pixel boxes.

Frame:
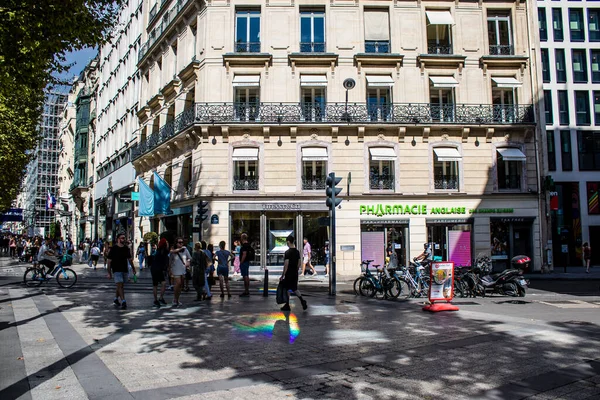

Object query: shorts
[113,272,128,284]
[303,256,309,264]
[240,263,250,277]
[91,255,100,262]
[151,268,165,286]
[217,266,229,278]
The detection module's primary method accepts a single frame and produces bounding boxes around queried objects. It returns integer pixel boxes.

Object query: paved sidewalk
[2,256,600,399]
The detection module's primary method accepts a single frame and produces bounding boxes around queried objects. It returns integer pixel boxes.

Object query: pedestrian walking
[83,239,90,262]
[201,241,213,300]
[169,237,191,307]
[147,242,156,270]
[151,238,169,307]
[324,242,330,277]
[279,235,307,311]
[584,242,592,273]
[239,233,253,297]
[191,242,207,301]
[103,239,110,269]
[233,239,241,276]
[301,237,317,276]
[90,243,101,269]
[137,242,146,270]
[107,233,135,310]
[9,236,16,258]
[215,241,232,298]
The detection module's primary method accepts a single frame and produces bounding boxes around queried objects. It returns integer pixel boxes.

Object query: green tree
[0,1,124,211]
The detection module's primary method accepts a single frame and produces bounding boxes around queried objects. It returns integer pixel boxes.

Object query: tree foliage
[0,1,124,211]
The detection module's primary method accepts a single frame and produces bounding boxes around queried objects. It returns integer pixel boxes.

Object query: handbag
[276,281,289,305]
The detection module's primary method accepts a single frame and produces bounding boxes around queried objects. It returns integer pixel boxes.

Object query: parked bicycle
[353,260,397,299]
[23,260,77,288]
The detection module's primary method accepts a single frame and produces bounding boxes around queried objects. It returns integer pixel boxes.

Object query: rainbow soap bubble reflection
[233,312,300,344]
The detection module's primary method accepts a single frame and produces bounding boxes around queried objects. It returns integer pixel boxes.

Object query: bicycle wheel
[23,268,44,287]
[56,268,77,288]
[359,277,377,298]
[386,277,402,298]
[353,277,363,295]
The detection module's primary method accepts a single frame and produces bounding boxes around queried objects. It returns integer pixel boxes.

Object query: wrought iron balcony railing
[131,102,535,160]
[427,43,453,55]
[498,175,521,190]
[365,41,390,54]
[370,176,395,191]
[302,178,327,190]
[489,45,514,56]
[300,42,326,53]
[434,175,459,190]
[235,42,261,53]
[233,178,259,191]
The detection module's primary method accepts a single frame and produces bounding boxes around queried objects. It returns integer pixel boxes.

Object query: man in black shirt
[280,235,307,311]
[107,233,135,309]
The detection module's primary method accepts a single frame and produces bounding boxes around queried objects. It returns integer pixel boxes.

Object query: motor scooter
[477,255,530,297]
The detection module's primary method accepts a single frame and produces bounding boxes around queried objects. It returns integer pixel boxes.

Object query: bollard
[263,268,269,297]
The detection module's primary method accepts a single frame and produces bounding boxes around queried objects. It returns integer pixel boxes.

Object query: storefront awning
[300,75,327,87]
[302,147,328,161]
[497,148,526,162]
[429,76,459,88]
[366,75,394,88]
[491,77,522,88]
[232,147,259,161]
[426,10,454,25]
[434,147,462,162]
[369,147,396,161]
[232,75,260,87]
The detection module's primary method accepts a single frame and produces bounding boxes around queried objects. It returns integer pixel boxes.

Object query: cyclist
[415,242,433,268]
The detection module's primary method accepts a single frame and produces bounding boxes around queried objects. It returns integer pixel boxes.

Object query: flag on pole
[153,172,173,215]
[138,178,155,217]
[46,191,56,210]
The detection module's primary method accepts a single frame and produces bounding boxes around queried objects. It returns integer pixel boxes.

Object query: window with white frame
[429,76,458,122]
[232,147,259,191]
[364,9,390,53]
[301,147,328,190]
[235,10,261,53]
[366,75,393,122]
[300,75,327,122]
[491,77,521,123]
[426,10,454,54]
[496,147,526,190]
[488,11,513,55]
[433,147,461,190]
[233,75,260,121]
[300,10,325,52]
[369,147,395,190]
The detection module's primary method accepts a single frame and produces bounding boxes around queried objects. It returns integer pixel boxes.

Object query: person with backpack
[239,233,253,297]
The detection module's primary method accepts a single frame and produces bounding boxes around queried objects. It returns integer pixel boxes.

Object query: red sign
[429,262,455,302]
[549,192,559,211]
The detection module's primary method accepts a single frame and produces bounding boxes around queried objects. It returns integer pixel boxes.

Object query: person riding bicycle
[38,238,57,277]
[415,242,433,272]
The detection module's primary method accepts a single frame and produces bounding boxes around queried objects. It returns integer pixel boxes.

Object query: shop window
[361,223,409,270]
[561,130,573,171]
[368,147,395,191]
[428,223,472,266]
[301,147,328,190]
[569,8,585,41]
[426,10,454,54]
[364,9,390,53]
[232,147,259,190]
[539,8,548,41]
[429,76,457,122]
[233,76,260,121]
[544,90,553,125]
[577,131,600,171]
[488,11,513,55]
[575,91,591,125]
[496,147,526,190]
[433,147,461,190]
[490,219,533,271]
[300,76,327,122]
[303,212,330,268]
[231,212,260,267]
[300,10,325,52]
[547,130,557,171]
[553,8,564,41]
[558,90,570,125]
[587,182,600,215]
[235,10,261,53]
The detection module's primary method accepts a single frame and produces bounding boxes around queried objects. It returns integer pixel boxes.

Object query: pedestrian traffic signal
[325,173,342,209]
[195,201,209,224]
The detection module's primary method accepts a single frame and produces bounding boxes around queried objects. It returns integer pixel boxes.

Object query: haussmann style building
[131,0,545,275]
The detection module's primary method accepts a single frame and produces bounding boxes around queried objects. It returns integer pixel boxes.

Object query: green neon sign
[359,204,514,217]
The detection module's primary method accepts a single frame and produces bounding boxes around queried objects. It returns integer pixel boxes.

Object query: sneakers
[172,301,182,308]
[301,298,308,310]
[153,300,161,308]
[159,297,167,305]
[280,304,291,311]
[239,292,250,297]
[113,298,120,307]
[121,302,127,310]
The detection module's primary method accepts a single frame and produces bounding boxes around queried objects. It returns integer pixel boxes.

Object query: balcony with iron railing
[300,42,326,53]
[235,41,261,53]
[434,175,459,190]
[489,45,514,56]
[427,43,453,55]
[233,177,259,191]
[365,41,390,54]
[131,102,535,160]
[370,175,395,191]
[302,177,327,190]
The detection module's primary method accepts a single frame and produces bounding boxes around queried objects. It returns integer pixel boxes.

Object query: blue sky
[60,47,98,81]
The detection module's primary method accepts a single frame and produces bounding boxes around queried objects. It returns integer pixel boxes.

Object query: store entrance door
[265,212,297,268]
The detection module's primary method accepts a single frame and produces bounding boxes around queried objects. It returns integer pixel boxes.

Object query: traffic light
[325,173,342,209]
[195,201,209,224]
